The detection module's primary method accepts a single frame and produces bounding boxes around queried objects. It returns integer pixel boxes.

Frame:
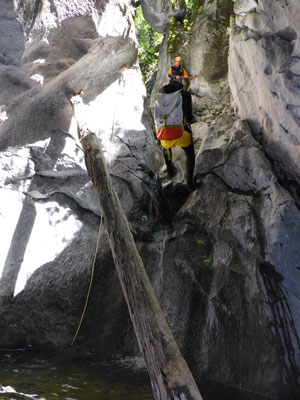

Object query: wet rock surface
[0,1,300,400]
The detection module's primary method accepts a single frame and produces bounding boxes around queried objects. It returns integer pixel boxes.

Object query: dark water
[0,348,283,400]
[0,349,153,400]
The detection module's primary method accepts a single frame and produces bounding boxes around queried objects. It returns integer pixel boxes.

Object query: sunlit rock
[228,0,300,184]
[0,0,163,354]
[30,73,44,85]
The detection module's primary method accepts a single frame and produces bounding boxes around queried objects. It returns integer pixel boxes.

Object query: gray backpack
[154,90,184,141]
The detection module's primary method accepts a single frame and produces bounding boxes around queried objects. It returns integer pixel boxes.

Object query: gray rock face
[186,0,233,103]
[1,1,300,399]
[184,16,231,103]
[0,0,163,354]
[228,0,300,184]
[145,109,300,398]
[140,0,186,33]
[150,30,170,109]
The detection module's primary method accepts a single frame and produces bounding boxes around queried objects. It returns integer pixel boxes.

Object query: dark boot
[166,161,177,177]
[163,148,176,177]
[182,142,195,190]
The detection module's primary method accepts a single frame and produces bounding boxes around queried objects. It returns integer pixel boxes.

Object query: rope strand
[71,215,103,346]
[70,76,123,346]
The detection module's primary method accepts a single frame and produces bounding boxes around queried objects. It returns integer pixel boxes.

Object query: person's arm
[182,68,189,78]
[168,67,173,78]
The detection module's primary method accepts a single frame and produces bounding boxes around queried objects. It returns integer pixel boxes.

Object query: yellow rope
[71,214,103,346]
[70,76,122,346]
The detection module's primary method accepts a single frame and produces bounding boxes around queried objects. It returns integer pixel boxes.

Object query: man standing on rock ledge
[168,56,188,83]
[168,56,196,91]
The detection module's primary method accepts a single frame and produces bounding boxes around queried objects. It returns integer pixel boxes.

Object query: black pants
[162,139,195,187]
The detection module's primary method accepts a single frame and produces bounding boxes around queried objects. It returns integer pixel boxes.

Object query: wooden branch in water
[70,92,204,400]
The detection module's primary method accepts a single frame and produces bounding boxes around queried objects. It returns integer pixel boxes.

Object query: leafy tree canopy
[134,5,163,91]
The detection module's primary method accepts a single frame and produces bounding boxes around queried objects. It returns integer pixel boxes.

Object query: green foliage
[168,17,184,56]
[170,0,186,11]
[168,0,204,59]
[184,0,204,25]
[203,256,212,266]
[134,6,163,88]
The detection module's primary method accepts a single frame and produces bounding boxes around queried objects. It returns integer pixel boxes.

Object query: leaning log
[70,92,204,400]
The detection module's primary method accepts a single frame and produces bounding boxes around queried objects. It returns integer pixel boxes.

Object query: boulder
[228,0,300,185]
[139,0,186,33]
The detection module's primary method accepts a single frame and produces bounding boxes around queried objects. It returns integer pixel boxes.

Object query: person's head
[174,56,182,67]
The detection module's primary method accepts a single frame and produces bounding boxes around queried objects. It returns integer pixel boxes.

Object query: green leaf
[134,5,163,90]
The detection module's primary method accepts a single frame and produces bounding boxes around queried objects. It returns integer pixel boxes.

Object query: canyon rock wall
[150,0,234,109]
[0,0,162,358]
[229,0,300,185]
[0,1,300,399]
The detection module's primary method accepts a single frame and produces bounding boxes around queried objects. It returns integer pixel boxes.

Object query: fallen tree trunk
[70,92,203,400]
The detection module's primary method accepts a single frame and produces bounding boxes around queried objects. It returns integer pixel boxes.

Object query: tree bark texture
[80,132,203,400]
